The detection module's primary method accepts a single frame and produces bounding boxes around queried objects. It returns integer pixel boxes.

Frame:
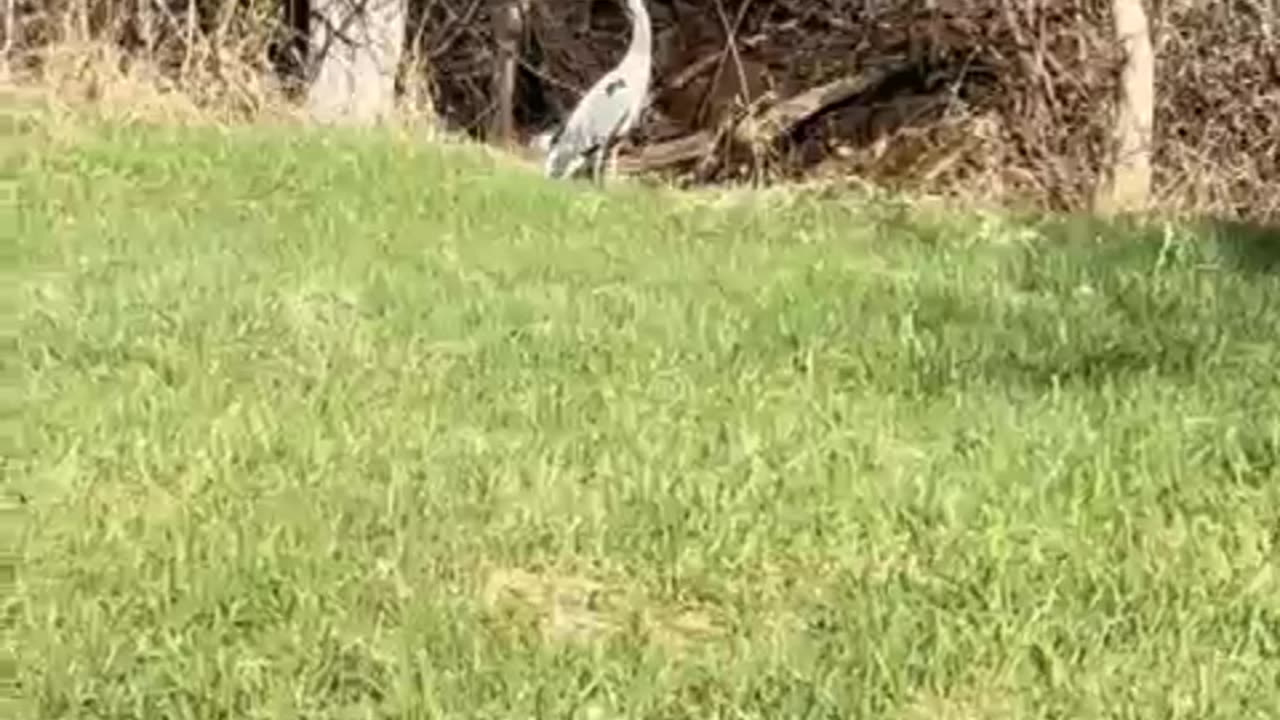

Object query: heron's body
[544,0,652,184]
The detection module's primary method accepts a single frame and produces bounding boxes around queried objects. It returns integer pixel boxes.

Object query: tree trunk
[1094,0,1155,215]
[135,0,155,59]
[489,0,527,145]
[1,0,15,77]
[306,0,407,126]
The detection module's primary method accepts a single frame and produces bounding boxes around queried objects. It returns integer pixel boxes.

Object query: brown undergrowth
[3,0,1277,224]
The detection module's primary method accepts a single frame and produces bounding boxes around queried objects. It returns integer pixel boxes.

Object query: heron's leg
[608,144,621,183]
[592,145,609,186]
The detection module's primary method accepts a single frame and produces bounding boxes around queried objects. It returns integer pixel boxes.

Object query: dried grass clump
[5,0,301,122]
[1150,0,1280,221]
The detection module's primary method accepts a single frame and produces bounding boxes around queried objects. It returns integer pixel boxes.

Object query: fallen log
[620,58,914,175]
[618,130,717,173]
[733,57,913,146]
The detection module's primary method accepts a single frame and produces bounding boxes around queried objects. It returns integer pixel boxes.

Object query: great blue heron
[543,0,652,185]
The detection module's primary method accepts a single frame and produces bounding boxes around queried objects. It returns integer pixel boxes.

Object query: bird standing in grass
[543,0,652,185]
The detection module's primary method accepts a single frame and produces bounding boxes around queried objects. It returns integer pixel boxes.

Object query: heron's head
[530,128,557,154]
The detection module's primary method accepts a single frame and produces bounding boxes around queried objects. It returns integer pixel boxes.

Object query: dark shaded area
[1218,429,1280,487]
[807,204,1280,401]
[990,337,1208,389]
[267,0,311,97]
[1026,211,1280,276]
[513,25,554,134]
[1199,218,1280,275]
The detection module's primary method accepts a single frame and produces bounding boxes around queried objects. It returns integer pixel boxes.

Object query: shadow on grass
[1025,210,1280,276]
[1199,217,1280,274]
[860,209,1280,397]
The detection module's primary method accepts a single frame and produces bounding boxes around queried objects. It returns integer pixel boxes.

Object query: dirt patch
[481,566,726,651]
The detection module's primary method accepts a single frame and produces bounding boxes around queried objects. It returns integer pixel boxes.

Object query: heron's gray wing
[552,75,634,158]
[544,73,638,179]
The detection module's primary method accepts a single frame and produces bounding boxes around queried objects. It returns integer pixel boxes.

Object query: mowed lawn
[9,119,1280,719]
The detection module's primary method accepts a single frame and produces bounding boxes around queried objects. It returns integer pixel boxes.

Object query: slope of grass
[9,119,1280,719]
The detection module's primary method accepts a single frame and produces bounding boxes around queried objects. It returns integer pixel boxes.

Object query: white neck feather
[623,0,651,66]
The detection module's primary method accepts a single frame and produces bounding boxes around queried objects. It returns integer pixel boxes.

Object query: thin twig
[697,0,754,126]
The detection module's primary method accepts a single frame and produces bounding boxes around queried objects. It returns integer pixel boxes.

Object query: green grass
[8,118,1280,719]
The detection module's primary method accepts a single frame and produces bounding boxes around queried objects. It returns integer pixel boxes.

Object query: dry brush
[3,0,1276,223]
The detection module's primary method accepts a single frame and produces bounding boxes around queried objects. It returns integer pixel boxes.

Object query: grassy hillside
[9,119,1280,719]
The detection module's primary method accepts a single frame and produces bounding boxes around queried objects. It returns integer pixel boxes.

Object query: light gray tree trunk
[489,0,528,145]
[306,0,407,126]
[1095,0,1155,215]
[1,0,15,78]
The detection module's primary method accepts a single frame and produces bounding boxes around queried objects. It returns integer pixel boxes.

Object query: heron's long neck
[623,0,651,67]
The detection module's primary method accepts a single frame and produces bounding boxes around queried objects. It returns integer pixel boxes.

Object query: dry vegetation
[4,0,1277,221]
